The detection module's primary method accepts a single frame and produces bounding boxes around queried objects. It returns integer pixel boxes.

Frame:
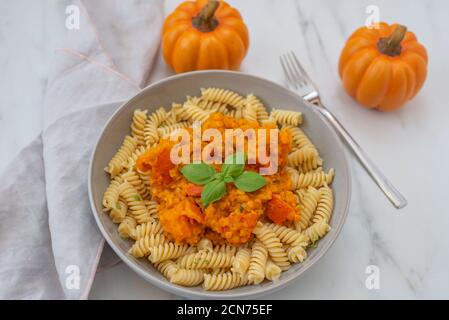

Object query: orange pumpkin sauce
[137,113,300,246]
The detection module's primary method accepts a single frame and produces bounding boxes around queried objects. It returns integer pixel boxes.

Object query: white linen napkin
[0,0,163,299]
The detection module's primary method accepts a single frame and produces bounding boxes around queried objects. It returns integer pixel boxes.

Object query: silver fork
[280,51,407,209]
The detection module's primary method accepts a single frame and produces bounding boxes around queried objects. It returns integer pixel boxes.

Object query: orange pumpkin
[339,23,428,111]
[162,0,249,73]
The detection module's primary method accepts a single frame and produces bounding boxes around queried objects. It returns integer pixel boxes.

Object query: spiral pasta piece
[231,247,251,275]
[144,200,158,219]
[253,222,290,271]
[132,220,163,240]
[286,125,317,151]
[137,167,151,189]
[265,223,309,246]
[299,157,323,173]
[105,136,138,177]
[124,145,147,170]
[247,240,268,284]
[109,200,127,223]
[242,96,258,123]
[294,186,320,231]
[201,88,245,109]
[102,178,122,211]
[312,186,334,223]
[197,238,213,252]
[176,249,234,269]
[303,220,331,244]
[288,167,335,189]
[245,94,269,123]
[164,110,179,125]
[287,147,321,170]
[118,215,136,239]
[129,234,168,258]
[213,245,237,256]
[182,103,211,122]
[265,258,282,281]
[121,169,150,200]
[144,107,166,146]
[131,109,147,146]
[224,107,243,119]
[155,260,178,280]
[203,272,248,291]
[209,267,231,275]
[195,96,228,113]
[118,181,152,224]
[271,109,302,126]
[287,245,308,263]
[157,121,190,139]
[170,269,204,286]
[148,242,190,263]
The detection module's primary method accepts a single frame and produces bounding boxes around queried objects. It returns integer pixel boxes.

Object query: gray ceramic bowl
[88,70,351,299]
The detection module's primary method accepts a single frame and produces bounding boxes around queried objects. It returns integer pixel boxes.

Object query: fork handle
[316,103,407,209]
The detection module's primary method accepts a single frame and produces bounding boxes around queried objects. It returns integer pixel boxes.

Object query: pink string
[75,0,142,89]
[55,48,140,90]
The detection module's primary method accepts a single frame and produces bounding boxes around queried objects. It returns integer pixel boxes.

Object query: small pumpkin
[339,22,428,111]
[162,0,249,73]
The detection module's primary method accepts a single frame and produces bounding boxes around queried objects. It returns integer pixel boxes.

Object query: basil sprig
[180,152,267,207]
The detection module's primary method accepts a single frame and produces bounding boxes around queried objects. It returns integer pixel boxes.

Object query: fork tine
[290,51,313,84]
[280,55,296,89]
[285,51,306,86]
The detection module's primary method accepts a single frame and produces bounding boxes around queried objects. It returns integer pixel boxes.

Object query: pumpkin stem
[192,0,220,32]
[377,25,408,57]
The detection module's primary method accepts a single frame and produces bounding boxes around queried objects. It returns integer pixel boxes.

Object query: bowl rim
[88,70,352,299]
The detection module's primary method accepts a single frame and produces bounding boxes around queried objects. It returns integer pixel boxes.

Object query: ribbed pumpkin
[162,0,249,73]
[339,23,428,111]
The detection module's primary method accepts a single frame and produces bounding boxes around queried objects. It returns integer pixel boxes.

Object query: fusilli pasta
[132,220,163,240]
[288,167,335,189]
[203,272,248,291]
[129,234,167,258]
[118,181,152,224]
[155,260,178,280]
[118,216,136,239]
[201,87,245,109]
[253,222,290,271]
[271,109,302,126]
[294,186,320,231]
[312,186,334,223]
[101,88,337,291]
[148,242,190,263]
[303,220,331,244]
[231,247,251,275]
[176,249,234,270]
[170,269,204,286]
[247,240,268,285]
[144,107,167,146]
[105,136,137,177]
[131,109,147,146]
[265,258,282,281]
[121,169,151,200]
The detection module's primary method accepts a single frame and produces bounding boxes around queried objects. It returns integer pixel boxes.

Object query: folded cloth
[0,0,163,299]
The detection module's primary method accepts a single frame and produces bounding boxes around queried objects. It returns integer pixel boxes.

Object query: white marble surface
[1,0,449,299]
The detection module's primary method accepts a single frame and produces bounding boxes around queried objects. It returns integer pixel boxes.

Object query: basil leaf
[201,180,226,207]
[180,163,216,185]
[222,152,246,178]
[223,176,234,183]
[234,171,267,192]
[214,172,225,181]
